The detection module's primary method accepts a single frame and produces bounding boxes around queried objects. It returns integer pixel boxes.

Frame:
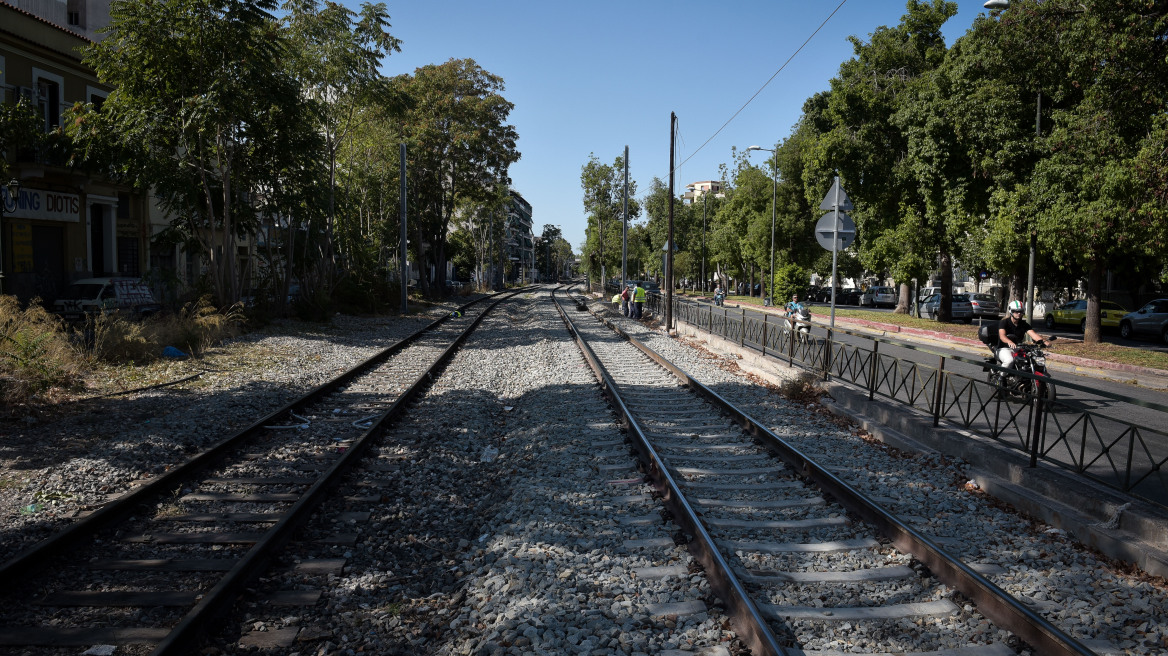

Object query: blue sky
[347,1,994,253]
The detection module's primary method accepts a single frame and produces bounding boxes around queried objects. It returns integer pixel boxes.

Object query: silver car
[918,293,973,323]
[860,286,897,308]
[1118,298,1168,344]
[962,293,1000,319]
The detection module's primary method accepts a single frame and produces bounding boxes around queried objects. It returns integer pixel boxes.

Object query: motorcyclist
[713,283,725,306]
[784,293,806,329]
[997,300,1050,369]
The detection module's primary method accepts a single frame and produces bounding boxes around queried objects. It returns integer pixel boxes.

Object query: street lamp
[0,177,21,295]
[746,146,777,306]
[686,184,710,293]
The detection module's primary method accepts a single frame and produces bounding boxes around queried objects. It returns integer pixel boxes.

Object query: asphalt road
[677,294,1168,504]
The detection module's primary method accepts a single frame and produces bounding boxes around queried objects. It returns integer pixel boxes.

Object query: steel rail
[578,293,1098,656]
[0,292,506,588]
[552,288,788,656]
[150,288,527,656]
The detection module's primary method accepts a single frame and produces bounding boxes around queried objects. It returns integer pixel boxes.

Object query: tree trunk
[894,282,912,314]
[1084,259,1103,345]
[938,252,953,322]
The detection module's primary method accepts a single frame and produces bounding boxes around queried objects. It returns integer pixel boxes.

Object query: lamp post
[746,146,777,306]
[686,184,710,293]
[0,178,22,296]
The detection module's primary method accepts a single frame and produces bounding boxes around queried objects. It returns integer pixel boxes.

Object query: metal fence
[643,292,1168,509]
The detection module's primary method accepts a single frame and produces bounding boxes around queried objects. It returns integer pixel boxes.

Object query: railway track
[554,289,1098,656]
[0,290,523,655]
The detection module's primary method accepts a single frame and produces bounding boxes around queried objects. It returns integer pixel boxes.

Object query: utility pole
[622,145,629,291]
[399,143,408,314]
[666,112,676,333]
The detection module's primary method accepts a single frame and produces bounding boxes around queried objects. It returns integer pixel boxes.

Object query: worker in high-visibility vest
[633,283,647,319]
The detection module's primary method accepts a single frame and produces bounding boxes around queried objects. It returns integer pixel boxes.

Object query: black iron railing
[643,293,1168,509]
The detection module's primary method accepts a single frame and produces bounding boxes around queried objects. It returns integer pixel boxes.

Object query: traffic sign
[815,210,856,251]
[819,178,854,211]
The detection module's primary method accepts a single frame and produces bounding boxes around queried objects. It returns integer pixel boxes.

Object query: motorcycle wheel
[1037,379,1057,405]
[985,371,1003,399]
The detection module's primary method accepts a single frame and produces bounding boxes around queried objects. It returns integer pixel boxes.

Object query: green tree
[803,0,959,316]
[391,59,519,297]
[581,152,640,286]
[72,0,320,305]
[282,0,401,282]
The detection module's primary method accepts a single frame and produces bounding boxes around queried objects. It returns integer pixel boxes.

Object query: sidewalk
[692,295,1168,391]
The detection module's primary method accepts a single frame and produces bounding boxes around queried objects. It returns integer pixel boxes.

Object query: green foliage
[581,152,641,281]
[73,0,323,306]
[0,97,44,179]
[771,262,810,304]
[392,59,520,296]
[331,275,403,315]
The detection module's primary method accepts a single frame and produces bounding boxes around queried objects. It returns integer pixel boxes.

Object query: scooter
[791,304,812,342]
[714,290,725,307]
[980,328,1057,402]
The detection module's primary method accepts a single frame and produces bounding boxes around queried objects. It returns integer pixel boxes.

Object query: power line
[675,0,848,173]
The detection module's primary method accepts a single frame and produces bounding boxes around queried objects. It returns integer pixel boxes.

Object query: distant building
[683,180,722,203]
[505,190,533,282]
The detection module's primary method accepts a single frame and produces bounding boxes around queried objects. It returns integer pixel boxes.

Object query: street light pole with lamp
[0,178,22,296]
[746,146,778,306]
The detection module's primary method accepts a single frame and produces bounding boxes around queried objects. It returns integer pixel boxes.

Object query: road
[675,294,1168,504]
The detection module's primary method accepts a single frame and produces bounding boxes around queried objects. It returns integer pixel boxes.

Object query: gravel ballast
[1,290,1165,655]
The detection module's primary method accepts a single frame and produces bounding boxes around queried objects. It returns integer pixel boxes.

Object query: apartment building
[0,1,156,303]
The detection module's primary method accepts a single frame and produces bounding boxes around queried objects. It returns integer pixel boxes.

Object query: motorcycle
[790,304,812,342]
[714,290,725,307]
[981,332,1057,402]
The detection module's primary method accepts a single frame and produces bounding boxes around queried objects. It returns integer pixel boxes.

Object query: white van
[53,277,162,324]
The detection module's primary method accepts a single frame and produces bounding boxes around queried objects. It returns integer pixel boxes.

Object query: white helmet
[1008,300,1023,313]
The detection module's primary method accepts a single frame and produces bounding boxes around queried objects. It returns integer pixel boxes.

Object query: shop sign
[7,188,81,222]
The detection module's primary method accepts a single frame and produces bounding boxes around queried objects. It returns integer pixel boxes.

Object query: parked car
[813,286,842,303]
[917,286,943,302]
[918,293,973,323]
[1118,298,1168,343]
[1045,299,1128,332]
[838,288,862,305]
[53,277,162,324]
[963,293,1001,319]
[860,286,896,308]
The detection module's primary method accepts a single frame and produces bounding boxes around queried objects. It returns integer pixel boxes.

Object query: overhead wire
[673,0,848,175]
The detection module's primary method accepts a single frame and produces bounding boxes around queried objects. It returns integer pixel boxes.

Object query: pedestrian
[611,292,621,311]
[633,281,646,319]
[620,284,632,317]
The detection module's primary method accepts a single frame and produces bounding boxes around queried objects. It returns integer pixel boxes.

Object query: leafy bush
[771,262,809,305]
[0,296,84,408]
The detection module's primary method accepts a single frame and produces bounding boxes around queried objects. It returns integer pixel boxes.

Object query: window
[117,237,140,276]
[34,77,60,130]
[68,11,80,25]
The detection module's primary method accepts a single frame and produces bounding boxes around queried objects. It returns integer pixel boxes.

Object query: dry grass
[1,295,247,414]
[0,296,86,408]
